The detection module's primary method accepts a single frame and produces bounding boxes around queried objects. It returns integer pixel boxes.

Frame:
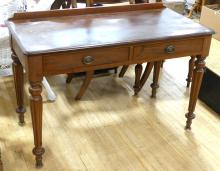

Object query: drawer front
[44,47,129,73]
[133,38,204,60]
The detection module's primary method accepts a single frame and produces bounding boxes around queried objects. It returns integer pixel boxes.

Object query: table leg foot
[150,84,159,98]
[33,147,45,168]
[16,107,26,126]
[185,112,196,130]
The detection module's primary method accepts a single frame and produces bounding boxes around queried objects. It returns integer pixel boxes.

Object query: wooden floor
[1,55,220,170]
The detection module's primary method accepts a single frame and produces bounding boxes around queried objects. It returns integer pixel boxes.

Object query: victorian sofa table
[6,3,214,167]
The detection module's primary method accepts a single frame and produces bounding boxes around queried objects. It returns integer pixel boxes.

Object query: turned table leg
[186,56,196,88]
[151,61,162,98]
[132,62,154,95]
[185,56,206,129]
[11,52,26,125]
[29,81,45,167]
[134,64,143,95]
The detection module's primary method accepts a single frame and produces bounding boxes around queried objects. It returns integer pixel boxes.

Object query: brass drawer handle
[82,56,94,65]
[165,45,175,54]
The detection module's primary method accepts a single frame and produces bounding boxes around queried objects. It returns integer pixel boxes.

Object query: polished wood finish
[51,0,120,99]
[185,55,206,129]
[29,81,45,168]
[43,47,129,75]
[186,56,196,87]
[11,52,26,125]
[131,62,154,95]
[27,56,45,168]
[1,45,220,171]
[7,4,213,166]
[133,38,204,60]
[118,0,158,87]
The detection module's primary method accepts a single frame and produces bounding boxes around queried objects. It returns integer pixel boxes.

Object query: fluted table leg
[11,52,26,125]
[185,55,206,129]
[29,81,45,167]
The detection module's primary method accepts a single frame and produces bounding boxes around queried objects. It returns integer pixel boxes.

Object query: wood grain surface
[7,4,213,55]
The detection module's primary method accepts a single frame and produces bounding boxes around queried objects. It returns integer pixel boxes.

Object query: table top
[6,3,214,55]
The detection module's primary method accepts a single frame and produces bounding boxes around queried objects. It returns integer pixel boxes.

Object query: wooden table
[6,3,214,167]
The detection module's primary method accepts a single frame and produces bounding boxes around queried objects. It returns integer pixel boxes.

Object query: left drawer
[43,46,129,74]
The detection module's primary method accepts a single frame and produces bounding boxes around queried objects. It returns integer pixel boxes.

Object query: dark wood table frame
[6,3,214,167]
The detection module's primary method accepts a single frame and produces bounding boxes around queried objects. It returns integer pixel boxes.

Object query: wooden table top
[6,3,213,55]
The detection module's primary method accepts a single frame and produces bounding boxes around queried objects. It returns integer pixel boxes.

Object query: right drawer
[133,38,204,60]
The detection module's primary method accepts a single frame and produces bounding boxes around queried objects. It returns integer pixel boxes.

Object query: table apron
[42,37,207,75]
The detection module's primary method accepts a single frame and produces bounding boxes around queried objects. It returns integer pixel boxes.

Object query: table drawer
[43,47,129,73]
[133,38,204,60]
